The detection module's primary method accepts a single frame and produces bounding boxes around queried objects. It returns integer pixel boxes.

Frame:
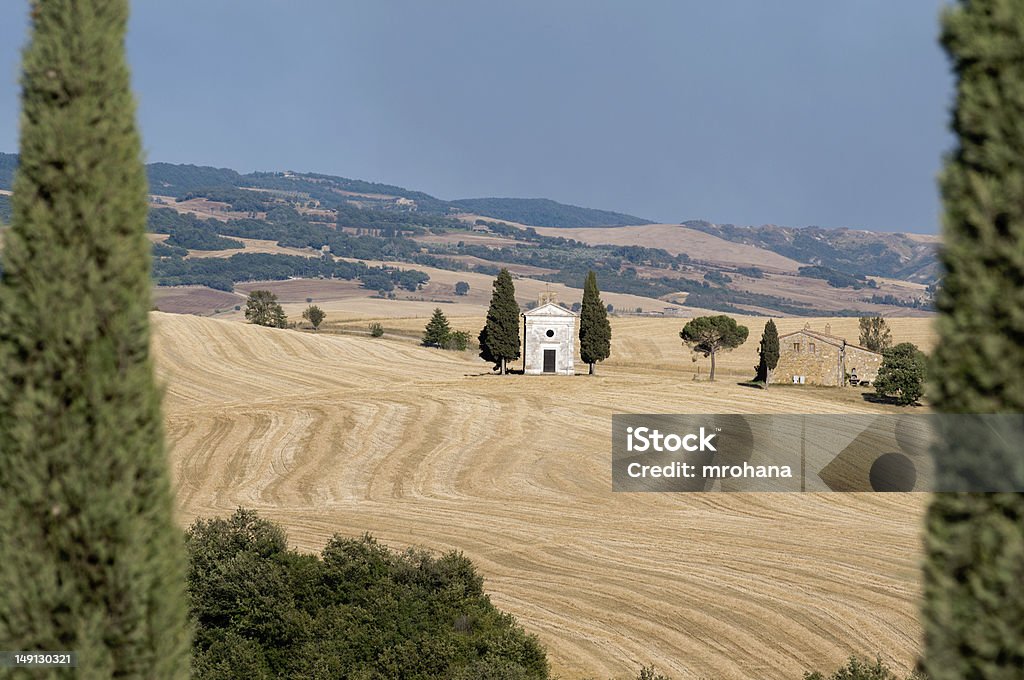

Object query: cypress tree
[579,270,611,375]
[756,319,779,386]
[480,269,520,374]
[923,2,1024,678]
[422,307,452,347]
[0,2,190,677]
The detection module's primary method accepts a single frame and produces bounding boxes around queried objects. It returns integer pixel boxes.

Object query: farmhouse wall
[774,330,844,386]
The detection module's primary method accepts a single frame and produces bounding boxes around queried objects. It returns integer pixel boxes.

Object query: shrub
[185,510,549,680]
[368,322,384,337]
[444,330,470,351]
[874,342,927,405]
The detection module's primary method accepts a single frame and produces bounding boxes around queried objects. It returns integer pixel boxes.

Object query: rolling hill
[153,311,934,679]
[0,152,939,317]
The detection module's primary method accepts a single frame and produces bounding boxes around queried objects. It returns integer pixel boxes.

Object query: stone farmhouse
[522,293,577,375]
[771,323,883,387]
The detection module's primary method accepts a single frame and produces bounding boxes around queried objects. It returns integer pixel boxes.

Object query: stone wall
[844,345,883,384]
[773,331,843,386]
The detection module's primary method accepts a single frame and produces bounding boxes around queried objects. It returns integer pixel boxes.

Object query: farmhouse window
[793,342,800,352]
[809,343,816,353]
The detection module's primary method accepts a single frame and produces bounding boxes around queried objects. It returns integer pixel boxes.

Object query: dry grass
[531,224,803,272]
[153,311,934,679]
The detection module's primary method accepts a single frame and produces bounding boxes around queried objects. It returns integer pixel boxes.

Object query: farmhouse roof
[522,302,578,317]
[778,326,880,355]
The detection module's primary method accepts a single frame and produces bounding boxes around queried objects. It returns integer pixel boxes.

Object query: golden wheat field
[153,311,936,679]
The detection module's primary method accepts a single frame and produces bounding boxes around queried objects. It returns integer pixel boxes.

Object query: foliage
[0,194,10,224]
[687,220,938,283]
[0,1,190,675]
[301,304,325,330]
[703,270,733,285]
[679,315,749,381]
[152,240,189,258]
[167,224,244,251]
[803,656,926,680]
[186,509,549,680]
[423,307,452,347]
[874,343,927,405]
[925,5,1024,676]
[449,197,650,228]
[756,320,780,383]
[634,665,673,680]
[245,290,288,328]
[444,330,470,351]
[480,269,521,374]
[858,317,893,352]
[798,265,877,289]
[579,270,611,374]
[0,151,16,190]
[455,280,470,296]
[866,294,933,311]
[368,322,384,338]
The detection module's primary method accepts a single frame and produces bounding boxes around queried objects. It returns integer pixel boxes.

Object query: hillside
[449,197,650,227]
[684,220,939,283]
[153,311,933,679]
[0,152,939,317]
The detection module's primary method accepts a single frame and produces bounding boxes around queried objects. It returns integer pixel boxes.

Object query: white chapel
[522,293,577,375]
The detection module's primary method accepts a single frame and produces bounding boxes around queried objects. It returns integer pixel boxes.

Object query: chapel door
[543,349,556,373]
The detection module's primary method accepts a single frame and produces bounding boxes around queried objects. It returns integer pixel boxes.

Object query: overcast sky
[0,1,953,232]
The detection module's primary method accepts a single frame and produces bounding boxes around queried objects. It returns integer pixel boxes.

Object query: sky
[0,1,953,232]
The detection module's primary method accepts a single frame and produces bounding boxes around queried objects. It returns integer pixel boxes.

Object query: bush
[186,510,549,680]
[874,343,927,405]
[368,322,384,337]
[444,330,470,351]
[804,656,926,680]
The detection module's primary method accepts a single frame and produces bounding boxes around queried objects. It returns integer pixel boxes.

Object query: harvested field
[154,312,934,679]
[152,286,244,315]
[531,224,803,272]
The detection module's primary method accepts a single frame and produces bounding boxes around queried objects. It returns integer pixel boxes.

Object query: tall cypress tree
[0,2,190,677]
[923,2,1024,678]
[480,269,520,374]
[756,320,779,387]
[579,270,611,375]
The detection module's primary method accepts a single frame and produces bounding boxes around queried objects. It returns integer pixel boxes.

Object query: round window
[545,329,555,338]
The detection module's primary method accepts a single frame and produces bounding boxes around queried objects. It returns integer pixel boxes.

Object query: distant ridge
[449,197,651,227]
[0,153,649,229]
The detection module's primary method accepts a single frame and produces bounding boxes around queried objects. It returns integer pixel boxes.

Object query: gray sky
[0,1,953,232]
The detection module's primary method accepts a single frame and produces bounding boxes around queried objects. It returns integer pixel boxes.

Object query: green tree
[480,269,520,374]
[924,3,1024,678]
[874,342,927,406]
[858,316,893,352]
[301,304,325,330]
[186,509,549,679]
[756,319,780,386]
[680,315,749,381]
[579,270,612,374]
[245,290,287,328]
[454,280,470,296]
[0,1,190,675]
[444,330,470,351]
[368,322,384,338]
[423,307,452,347]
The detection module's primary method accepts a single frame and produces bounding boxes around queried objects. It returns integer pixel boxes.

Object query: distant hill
[2,152,649,228]
[0,151,939,314]
[449,197,651,228]
[683,220,939,283]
